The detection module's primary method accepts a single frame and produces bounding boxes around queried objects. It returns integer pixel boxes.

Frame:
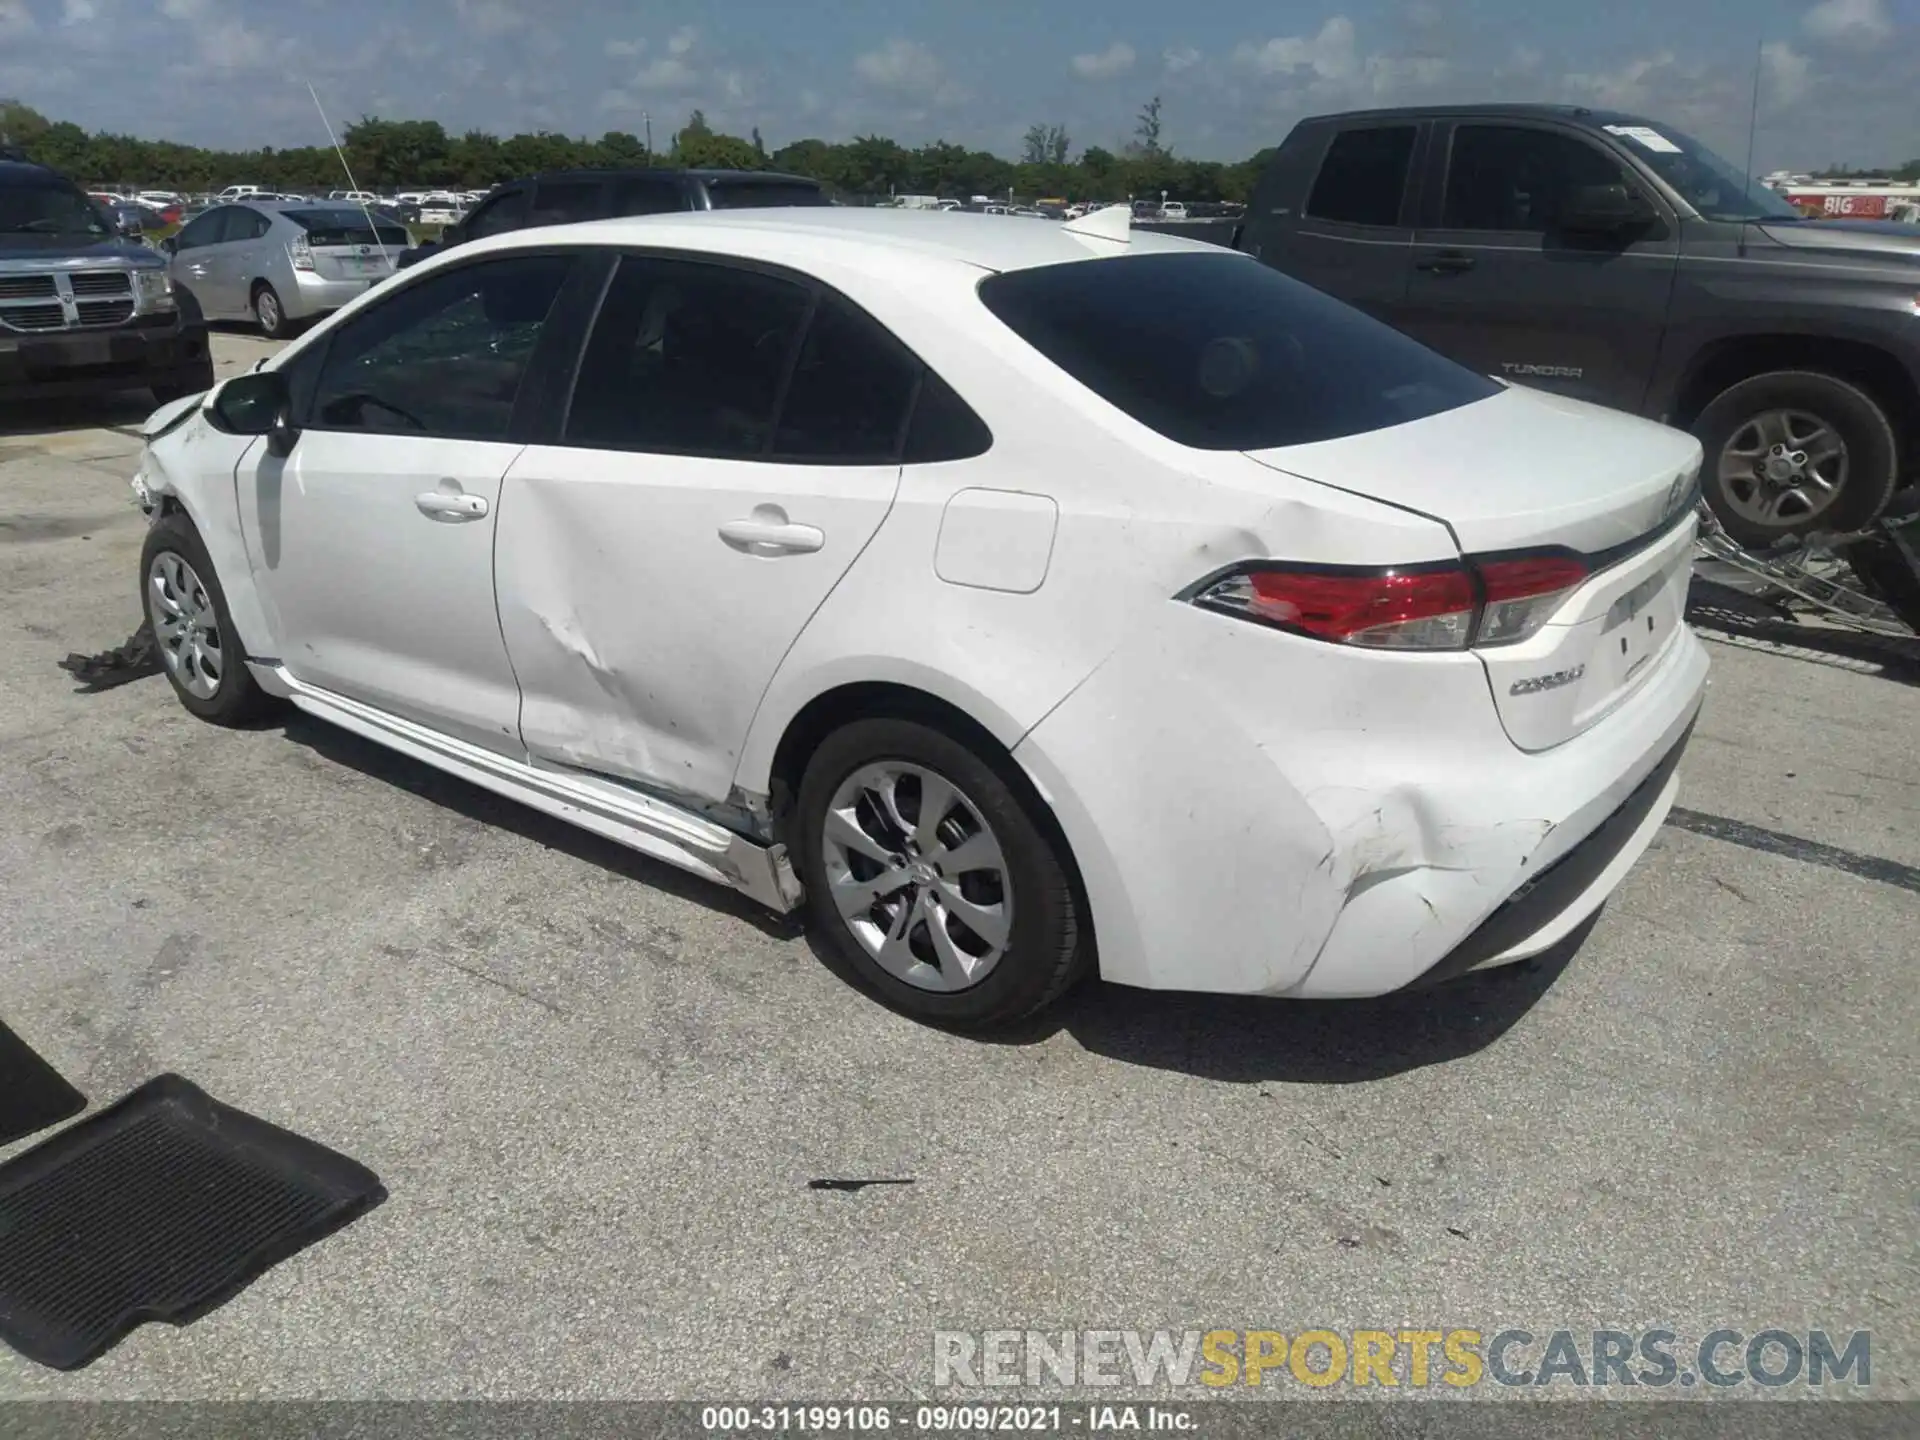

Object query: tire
[138,512,280,726]
[252,281,290,340]
[794,717,1089,1029]
[1694,370,1898,548]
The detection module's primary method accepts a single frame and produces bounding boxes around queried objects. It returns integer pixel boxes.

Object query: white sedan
[129,207,1708,1028]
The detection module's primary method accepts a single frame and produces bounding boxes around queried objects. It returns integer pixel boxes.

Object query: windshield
[1607,123,1804,222]
[285,208,411,247]
[0,179,113,238]
[704,181,829,210]
[979,251,1500,451]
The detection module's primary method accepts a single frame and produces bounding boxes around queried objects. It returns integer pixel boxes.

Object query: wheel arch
[1671,334,1918,467]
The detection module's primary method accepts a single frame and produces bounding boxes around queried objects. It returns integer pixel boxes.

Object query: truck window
[528,178,605,228]
[1441,126,1632,232]
[1305,126,1416,228]
[465,188,530,239]
[608,177,686,215]
[978,251,1499,452]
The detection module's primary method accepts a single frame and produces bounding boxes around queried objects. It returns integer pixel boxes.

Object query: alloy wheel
[1717,407,1849,530]
[146,551,224,700]
[821,761,1013,992]
[256,289,281,333]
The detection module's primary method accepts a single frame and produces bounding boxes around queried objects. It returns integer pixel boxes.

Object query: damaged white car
[129,207,1709,1027]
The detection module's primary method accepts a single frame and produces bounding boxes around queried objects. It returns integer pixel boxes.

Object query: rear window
[976,252,1500,451]
[704,181,829,210]
[285,209,410,248]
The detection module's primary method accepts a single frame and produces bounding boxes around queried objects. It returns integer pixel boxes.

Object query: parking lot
[0,329,1915,1401]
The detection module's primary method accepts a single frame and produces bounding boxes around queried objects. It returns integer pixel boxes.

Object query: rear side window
[903,372,992,463]
[528,179,605,228]
[703,181,829,210]
[465,189,529,239]
[609,177,686,215]
[283,208,409,248]
[1305,126,1417,228]
[565,255,813,457]
[977,252,1500,451]
[770,294,920,461]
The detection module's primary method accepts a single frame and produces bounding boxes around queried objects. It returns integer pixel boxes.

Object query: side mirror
[210,370,295,454]
[1560,183,1657,233]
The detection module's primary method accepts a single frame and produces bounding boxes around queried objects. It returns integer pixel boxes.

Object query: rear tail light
[288,232,315,271]
[1189,552,1588,651]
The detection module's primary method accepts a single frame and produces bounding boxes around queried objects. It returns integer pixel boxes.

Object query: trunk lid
[1244,385,1703,751]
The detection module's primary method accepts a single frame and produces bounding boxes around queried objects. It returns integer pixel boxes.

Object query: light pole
[643,111,652,157]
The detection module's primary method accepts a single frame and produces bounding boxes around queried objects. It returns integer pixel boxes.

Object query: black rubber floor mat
[0,1074,386,1370]
[0,1020,86,1147]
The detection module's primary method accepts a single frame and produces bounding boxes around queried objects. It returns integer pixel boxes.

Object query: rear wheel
[1695,370,1898,547]
[794,718,1088,1028]
[139,513,279,726]
[252,281,290,339]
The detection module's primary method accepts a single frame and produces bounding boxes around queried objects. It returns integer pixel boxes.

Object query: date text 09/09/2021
[702,1406,1192,1433]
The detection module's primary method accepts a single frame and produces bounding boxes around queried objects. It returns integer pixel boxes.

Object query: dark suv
[398,167,829,269]
[1232,105,1920,545]
[0,151,214,405]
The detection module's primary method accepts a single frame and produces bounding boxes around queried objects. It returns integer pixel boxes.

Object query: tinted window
[902,371,993,464]
[609,178,686,216]
[228,207,271,241]
[309,254,573,441]
[172,209,223,249]
[770,294,919,461]
[977,252,1500,451]
[1443,126,1633,232]
[283,208,410,248]
[466,189,529,238]
[528,179,605,228]
[566,256,812,457]
[703,180,828,210]
[1305,126,1416,227]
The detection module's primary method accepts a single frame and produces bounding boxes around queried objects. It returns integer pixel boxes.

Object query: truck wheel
[139,513,280,726]
[1695,371,1897,547]
[252,282,290,340]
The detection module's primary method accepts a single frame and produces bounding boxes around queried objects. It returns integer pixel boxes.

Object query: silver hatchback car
[162,201,410,338]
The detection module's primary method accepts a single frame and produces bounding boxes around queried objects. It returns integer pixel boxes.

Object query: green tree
[1131,95,1166,157]
[674,129,761,170]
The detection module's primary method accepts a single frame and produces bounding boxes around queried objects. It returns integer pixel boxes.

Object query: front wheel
[794,717,1089,1029]
[252,282,290,339]
[139,513,280,726]
[1694,370,1898,547]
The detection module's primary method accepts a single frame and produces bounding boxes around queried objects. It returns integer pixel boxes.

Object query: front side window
[308,253,574,441]
[1442,126,1634,232]
[978,251,1500,452]
[528,179,604,229]
[565,255,813,457]
[1305,126,1417,228]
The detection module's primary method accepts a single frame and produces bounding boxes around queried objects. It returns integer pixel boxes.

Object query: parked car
[0,153,212,404]
[1222,103,1920,546]
[161,201,409,338]
[395,167,829,268]
[104,200,168,238]
[213,184,266,203]
[129,208,1705,1027]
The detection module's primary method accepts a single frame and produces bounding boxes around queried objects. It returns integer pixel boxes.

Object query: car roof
[1301,102,1666,131]
[508,167,818,187]
[468,205,1225,276]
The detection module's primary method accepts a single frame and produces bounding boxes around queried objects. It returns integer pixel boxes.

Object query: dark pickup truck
[398,166,829,269]
[0,152,214,406]
[1196,104,1920,545]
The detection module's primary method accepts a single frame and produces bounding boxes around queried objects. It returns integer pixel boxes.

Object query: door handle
[1415,251,1476,274]
[415,490,489,521]
[719,515,825,554]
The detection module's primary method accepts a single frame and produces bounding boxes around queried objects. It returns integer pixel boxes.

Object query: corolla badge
[1510,665,1586,696]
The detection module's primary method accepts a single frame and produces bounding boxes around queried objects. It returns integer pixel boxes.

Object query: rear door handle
[415,490,489,521]
[719,514,825,554]
[1415,251,1476,274]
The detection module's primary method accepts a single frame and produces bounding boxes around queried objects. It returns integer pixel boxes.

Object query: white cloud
[855,38,941,91]
[1071,42,1136,80]
[1762,40,1812,104]
[1163,46,1202,74]
[452,0,525,39]
[605,37,643,58]
[1563,50,1678,109]
[666,26,696,57]
[634,56,696,89]
[1235,18,1361,83]
[1802,0,1893,45]
[159,0,207,18]
[61,0,99,23]
[0,0,36,34]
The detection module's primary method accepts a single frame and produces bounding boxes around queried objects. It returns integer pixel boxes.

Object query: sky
[0,0,1914,169]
